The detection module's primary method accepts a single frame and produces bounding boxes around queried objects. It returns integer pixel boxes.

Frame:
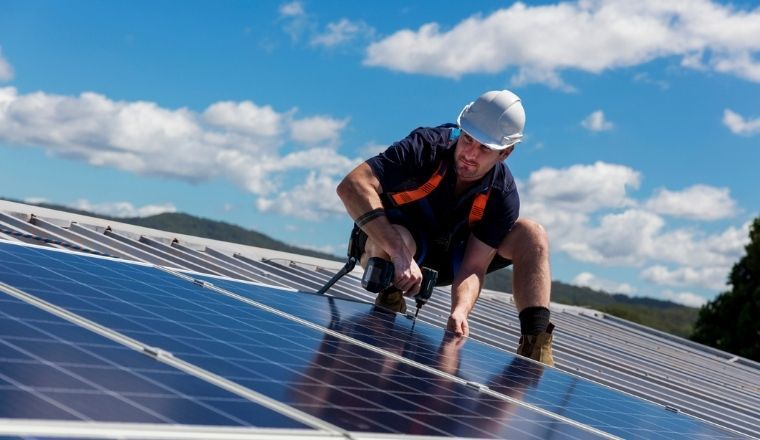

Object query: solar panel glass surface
[192,273,747,440]
[0,294,309,428]
[0,242,604,439]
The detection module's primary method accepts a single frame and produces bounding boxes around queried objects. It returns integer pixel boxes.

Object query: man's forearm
[451,272,484,316]
[336,164,410,261]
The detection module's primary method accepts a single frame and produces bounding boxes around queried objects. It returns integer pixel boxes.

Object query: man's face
[454,131,512,182]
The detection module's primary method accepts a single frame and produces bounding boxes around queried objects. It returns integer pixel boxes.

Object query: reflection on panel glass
[0,243,602,439]
[0,294,307,428]
[195,273,746,440]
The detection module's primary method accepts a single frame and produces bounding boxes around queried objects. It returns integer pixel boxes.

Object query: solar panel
[0,241,748,438]
[0,242,611,438]
[0,291,310,429]
[189,273,748,440]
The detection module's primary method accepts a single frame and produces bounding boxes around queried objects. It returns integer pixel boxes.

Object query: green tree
[690,217,760,361]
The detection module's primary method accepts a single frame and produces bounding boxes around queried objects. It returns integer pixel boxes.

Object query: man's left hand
[447,310,470,337]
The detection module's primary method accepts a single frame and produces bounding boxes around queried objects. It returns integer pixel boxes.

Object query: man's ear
[500,145,515,160]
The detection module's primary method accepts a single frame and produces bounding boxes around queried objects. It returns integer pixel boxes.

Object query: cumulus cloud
[581,110,614,132]
[279,1,312,41]
[521,161,640,213]
[641,265,728,291]
[723,109,760,135]
[279,1,304,17]
[660,290,708,308]
[257,171,346,220]
[572,272,636,294]
[560,210,750,268]
[0,86,359,217]
[203,101,286,138]
[310,19,375,48]
[644,185,737,220]
[0,47,13,82]
[517,161,750,297]
[69,199,176,218]
[278,2,372,49]
[289,115,350,147]
[364,0,760,88]
[561,209,666,266]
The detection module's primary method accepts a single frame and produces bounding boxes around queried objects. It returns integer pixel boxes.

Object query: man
[336,90,554,366]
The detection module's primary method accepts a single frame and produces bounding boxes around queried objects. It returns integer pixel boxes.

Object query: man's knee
[498,219,549,261]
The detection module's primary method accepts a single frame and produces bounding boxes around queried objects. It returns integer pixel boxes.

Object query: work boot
[517,322,555,367]
[374,287,406,314]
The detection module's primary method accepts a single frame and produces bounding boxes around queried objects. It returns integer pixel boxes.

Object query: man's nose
[464,144,479,160]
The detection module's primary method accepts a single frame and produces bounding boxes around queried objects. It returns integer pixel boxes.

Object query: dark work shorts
[349,221,512,287]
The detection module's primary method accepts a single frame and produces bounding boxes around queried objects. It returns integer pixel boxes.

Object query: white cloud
[364,0,760,88]
[257,171,346,220]
[279,1,304,17]
[0,46,13,82]
[641,265,728,291]
[69,199,176,218]
[633,72,669,90]
[517,161,750,283]
[203,101,286,138]
[0,86,358,219]
[660,290,708,308]
[581,110,614,132]
[561,209,665,266]
[723,109,760,135]
[644,185,737,220]
[310,19,375,48]
[572,272,636,294]
[560,210,750,269]
[289,115,350,147]
[521,162,640,213]
[279,1,313,41]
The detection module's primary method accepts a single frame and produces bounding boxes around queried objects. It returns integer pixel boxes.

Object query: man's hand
[390,252,422,296]
[447,310,470,337]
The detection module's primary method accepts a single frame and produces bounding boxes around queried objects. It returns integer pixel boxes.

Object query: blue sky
[1,0,759,307]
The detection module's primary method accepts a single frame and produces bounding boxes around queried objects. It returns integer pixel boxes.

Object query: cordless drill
[362,257,438,318]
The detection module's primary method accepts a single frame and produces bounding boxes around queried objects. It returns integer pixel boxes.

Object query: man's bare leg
[497,218,555,366]
[497,218,551,311]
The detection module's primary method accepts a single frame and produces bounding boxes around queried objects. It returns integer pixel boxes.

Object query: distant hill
[484,269,699,337]
[4,197,699,337]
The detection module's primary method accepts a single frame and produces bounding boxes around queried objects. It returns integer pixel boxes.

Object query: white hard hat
[457,90,525,150]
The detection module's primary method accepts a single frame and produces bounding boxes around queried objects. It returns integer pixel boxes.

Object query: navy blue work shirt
[366,125,520,250]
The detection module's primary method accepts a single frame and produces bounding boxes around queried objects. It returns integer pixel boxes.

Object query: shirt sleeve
[472,183,520,249]
[366,126,448,193]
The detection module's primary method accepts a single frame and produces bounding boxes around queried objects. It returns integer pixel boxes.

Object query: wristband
[356,208,386,227]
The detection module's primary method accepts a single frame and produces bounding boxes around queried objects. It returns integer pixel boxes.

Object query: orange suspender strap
[388,157,493,225]
[468,188,491,226]
[389,159,448,206]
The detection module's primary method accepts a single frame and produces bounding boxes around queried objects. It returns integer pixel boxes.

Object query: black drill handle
[362,257,437,303]
[415,267,438,306]
[362,257,394,293]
